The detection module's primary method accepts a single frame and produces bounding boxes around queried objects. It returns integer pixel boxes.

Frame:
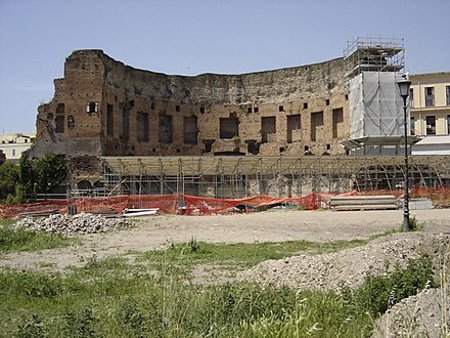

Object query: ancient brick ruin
[31,50,350,158]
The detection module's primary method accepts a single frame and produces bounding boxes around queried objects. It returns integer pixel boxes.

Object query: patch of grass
[138,238,369,269]
[0,254,435,337]
[0,219,76,254]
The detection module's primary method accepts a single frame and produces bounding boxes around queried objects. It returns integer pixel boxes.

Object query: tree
[0,162,20,200]
[35,153,68,193]
[20,153,35,197]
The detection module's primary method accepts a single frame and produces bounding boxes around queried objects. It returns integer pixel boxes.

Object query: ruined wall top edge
[65,49,347,104]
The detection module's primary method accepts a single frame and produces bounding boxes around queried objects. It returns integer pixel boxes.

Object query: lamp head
[397,76,412,99]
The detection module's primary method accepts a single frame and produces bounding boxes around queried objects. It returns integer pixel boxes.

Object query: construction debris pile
[13,213,131,235]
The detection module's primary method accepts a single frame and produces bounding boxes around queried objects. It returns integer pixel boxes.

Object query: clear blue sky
[1,0,449,133]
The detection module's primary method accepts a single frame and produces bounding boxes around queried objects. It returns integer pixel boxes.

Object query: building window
[425,87,434,107]
[12,149,16,157]
[447,115,450,135]
[410,116,415,135]
[107,104,114,136]
[332,108,344,139]
[220,116,239,139]
[409,88,414,108]
[426,116,436,135]
[447,86,450,106]
[56,103,65,115]
[137,112,149,142]
[87,102,98,115]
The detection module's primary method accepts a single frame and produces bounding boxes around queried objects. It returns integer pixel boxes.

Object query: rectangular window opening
[87,102,98,114]
[107,104,114,136]
[56,103,65,115]
[184,116,198,144]
[121,108,129,140]
[426,116,436,135]
[447,115,450,135]
[286,114,301,143]
[311,111,324,142]
[137,112,149,142]
[261,116,276,143]
[55,115,65,133]
[446,86,450,106]
[159,115,173,143]
[425,87,435,107]
[220,117,239,139]
[332,108,344,139]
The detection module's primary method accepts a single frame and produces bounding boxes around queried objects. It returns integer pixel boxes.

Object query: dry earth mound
[238,232,449,290]
[372,288,450,338]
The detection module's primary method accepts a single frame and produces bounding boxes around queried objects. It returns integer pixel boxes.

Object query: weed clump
[342,255,435,317]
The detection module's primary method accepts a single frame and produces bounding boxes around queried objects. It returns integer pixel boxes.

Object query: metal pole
[403,97,410,231]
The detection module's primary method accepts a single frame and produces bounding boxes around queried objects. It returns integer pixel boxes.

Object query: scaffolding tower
[344,36,405,78]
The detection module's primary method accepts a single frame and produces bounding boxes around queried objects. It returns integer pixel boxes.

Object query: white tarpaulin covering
[349,72,405,139]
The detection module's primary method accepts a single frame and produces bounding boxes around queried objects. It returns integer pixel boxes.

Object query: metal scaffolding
[344,37,405,78]
[101,155,450,198]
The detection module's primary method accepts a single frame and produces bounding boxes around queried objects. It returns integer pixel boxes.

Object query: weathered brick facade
[31,50,350,158]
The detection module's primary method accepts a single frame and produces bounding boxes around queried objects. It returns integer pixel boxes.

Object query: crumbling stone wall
[31,49,350,158]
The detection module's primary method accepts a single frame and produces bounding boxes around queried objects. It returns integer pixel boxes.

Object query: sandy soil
[1,209,449,271]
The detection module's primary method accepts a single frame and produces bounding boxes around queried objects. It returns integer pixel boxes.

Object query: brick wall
[31,49,350,158]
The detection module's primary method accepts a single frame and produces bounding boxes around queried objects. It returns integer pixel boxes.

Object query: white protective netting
[349,72,406,139]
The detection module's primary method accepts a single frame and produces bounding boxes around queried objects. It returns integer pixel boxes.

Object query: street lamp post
[397,76,412,231]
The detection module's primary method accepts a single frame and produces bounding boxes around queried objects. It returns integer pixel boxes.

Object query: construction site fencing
[1,187,448,219]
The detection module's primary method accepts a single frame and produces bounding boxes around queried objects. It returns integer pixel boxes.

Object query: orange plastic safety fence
[72,195,179,215]
[0,201,68,219]
[0,187,447,218]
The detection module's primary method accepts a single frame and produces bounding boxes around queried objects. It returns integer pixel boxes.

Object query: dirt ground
[1,209,449,271]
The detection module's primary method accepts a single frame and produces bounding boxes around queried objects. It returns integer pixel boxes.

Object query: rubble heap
[13,213,131,235]
[238,232,449,290]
